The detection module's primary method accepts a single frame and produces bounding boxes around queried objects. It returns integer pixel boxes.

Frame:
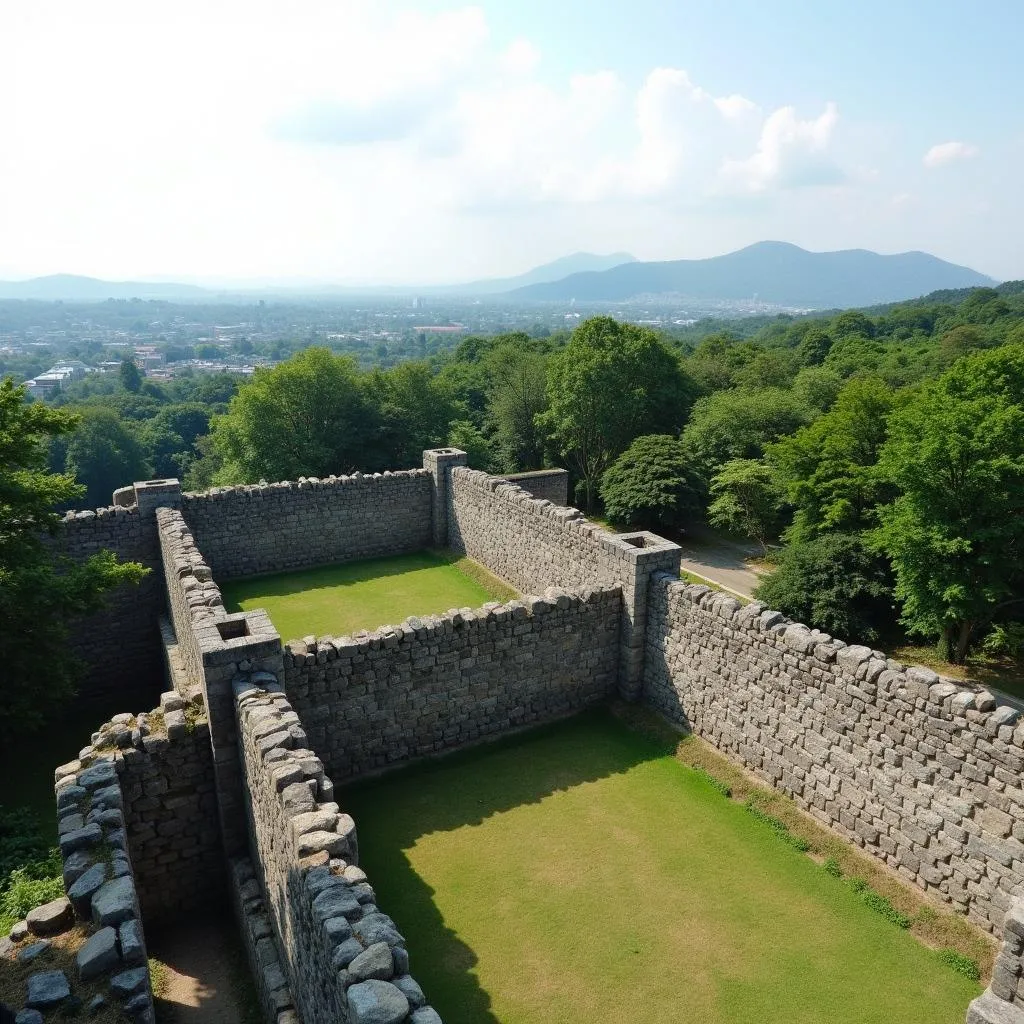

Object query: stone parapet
[643,574,1024,934]
[235,676,442,1024]
[181,470,433,581]
[283,585,621,783]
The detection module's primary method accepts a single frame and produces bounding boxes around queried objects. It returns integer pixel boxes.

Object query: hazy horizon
[4,1,1022,283]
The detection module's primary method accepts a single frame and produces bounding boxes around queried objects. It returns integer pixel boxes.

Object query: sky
[2,0,1022,284]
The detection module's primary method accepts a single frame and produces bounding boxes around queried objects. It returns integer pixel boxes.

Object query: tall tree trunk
[937,623,955,663]
[953,620,973,665]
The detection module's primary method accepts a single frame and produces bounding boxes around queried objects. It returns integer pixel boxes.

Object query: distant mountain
[0,274,210,301]
[506,242,996,308]
[436,251,637,296]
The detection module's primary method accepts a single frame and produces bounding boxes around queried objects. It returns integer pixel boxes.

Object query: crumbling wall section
[235,676,442,1024]
[643,575,1024,935]
[284,586,622,783]
[181,471,433,581]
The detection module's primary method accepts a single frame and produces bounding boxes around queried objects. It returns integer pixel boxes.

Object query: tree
[753,534,893,643]
[707,459,784,553]
[447,420,495,472]
[64,408,151,506]
[209,348,374,482]
[540,317,696,509]
[0,378,147,737]
[769,376,895,544]
[797,327,833,366]
[873,347,1024,662]
[681,387,812,484]
[361,361,458,468]
[600,435,702,532]
[119,358,142,393]
[485,341,550,472]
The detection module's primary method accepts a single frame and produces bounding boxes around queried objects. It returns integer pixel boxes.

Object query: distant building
[24,359,92,399]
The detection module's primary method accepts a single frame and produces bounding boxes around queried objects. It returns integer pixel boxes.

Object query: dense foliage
[0,378,147,736]
[9,276,1024,662]
[600,435,701,532]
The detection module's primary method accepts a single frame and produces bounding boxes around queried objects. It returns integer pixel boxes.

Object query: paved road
[676,526,766,601]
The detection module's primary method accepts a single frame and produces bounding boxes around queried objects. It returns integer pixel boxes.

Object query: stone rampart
[156,507,226,697]
[968,896,1024,1022]
[446,465,680,698]
[181,471,433,581]
[48,755,155,1024]
[283,586,622,783]
[58,691,224,928]
[51,505,165,709]
[498,468,570,505]
[643,575,1024,934]
[235,676,442,1024]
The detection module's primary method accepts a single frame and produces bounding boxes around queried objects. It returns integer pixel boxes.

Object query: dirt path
[149,918,249,1024]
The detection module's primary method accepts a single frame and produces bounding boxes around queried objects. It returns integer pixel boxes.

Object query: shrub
[981,623,1024,659]
[600,435,702,532]
[938,949,981,981]
[0,865,65,931]
[823,857,843,878]
[744,800,810,852]
[754,533,893,642]
[849,877,910,928]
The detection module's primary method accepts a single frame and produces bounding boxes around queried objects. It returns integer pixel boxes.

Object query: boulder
[346,980,410,1024]
[27,898,74,937]
[110,966,148,999]
[25,970,70,1009]
[91,876,135,927]
[348,942,394,982]
[77,926,120,981]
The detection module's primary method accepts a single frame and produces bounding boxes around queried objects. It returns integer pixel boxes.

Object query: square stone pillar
[423,448,469,548]
[600,531,682,701]
[132,478,182,516]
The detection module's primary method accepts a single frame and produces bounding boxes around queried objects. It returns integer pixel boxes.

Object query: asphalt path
[677,526,765,600]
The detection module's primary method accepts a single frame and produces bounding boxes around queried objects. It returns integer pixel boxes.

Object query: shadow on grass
[220,550,463,608]
[341,709,671,1023]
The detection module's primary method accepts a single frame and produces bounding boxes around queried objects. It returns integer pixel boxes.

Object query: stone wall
[446,465,681,698]
[156,507,226,697]
[235,676,442,1024]
[49,754,155,1024]
[968,896,1024,1022]
[59,692,225,929]
[499,469,570,505]
[283,586,622,783]
[643,575,1024,934]
[181,471,433,581]
[51,505,165,710]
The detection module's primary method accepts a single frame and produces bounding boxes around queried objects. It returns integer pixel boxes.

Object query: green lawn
[343,712,980,1024]
[220,551,514,642]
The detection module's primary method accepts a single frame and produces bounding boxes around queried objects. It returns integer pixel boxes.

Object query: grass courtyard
[343,711,981,1024]
[220,551,516,641]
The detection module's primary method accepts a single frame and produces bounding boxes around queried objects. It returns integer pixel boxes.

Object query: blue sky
[2,0,1021,283]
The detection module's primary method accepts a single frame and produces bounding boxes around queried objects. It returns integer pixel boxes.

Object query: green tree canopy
[753,533,893,643]
[208,348,374,483]
[484,340,550,472]
[540,317,695,508]
[65,407,151,506]
[118,358,142,393]
[769,376,895,544]
[0,379,147,736]
[681,387,812,484]
[599,435,702,532]
[706,459,784,554]
[873,346,1024,662]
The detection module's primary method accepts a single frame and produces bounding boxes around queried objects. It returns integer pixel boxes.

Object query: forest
[24,281,1024,675]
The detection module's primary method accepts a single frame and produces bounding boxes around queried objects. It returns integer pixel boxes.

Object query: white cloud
[923,141,979,167]
[718,103,842,193]
[0,0,851,281]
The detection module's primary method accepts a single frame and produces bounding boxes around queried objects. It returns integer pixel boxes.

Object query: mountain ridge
[506,242,996,308]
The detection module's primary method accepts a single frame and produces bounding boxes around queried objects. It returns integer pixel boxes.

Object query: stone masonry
[643,576,1024,935]
[181,471,433,581]
[283,585,621,783]
[48,450,1024,1024]
[235,676,441,1024]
